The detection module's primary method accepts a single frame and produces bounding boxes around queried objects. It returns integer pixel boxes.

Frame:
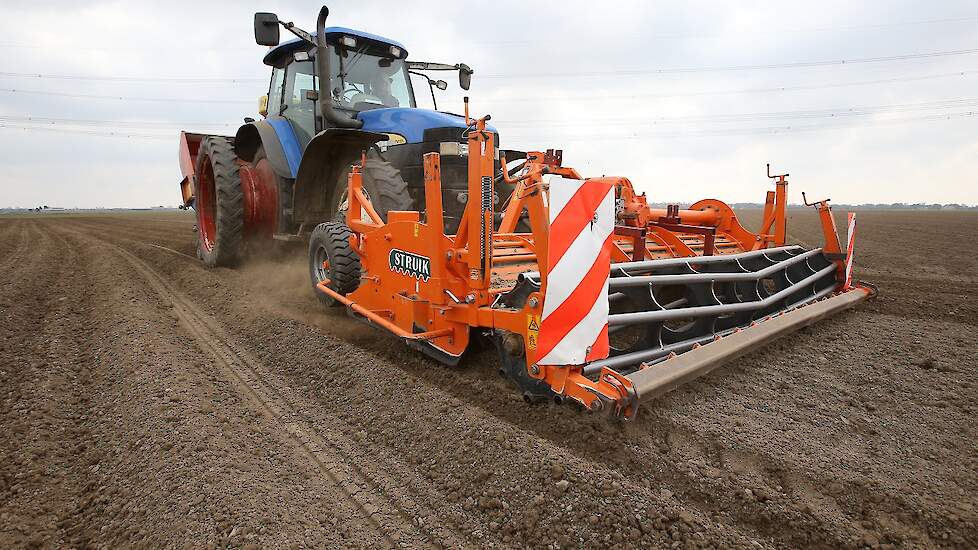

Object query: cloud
[1,0,976,208]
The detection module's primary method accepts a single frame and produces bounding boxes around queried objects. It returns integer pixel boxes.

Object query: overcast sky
[1,0,976,208]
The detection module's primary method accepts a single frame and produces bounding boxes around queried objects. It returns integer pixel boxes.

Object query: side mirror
[435,80,448,91]
[458,63,473,90]
[254,13,280,46]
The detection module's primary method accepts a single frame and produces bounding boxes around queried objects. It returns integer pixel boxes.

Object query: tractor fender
[233,118,301,180]
[292,128,387,225]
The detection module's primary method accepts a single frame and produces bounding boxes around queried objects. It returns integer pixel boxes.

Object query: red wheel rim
[197,155,217,252]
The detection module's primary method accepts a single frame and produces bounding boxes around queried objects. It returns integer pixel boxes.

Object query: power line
[0,71,263,84]
[2,46,977,84]
[3,106,975,142]
[491,69,978,102]
[3,69,975,109]
[502,111,977,141]
[3,110,974,142]
[5,97,974,131]
[498,97,978,127]
[481,47,978,78]
[0,115,233,129]
[0,42,245,51]
[0,15,974,51]
[730,14,978,33]
[0,123,171,140]
[0,87,254,104]
[480,14,978,46]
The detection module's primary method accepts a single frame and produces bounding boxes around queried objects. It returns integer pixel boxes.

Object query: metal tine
[516,245,805,284]
[608,295,686,334]
[608,248,823,288]
[609,264,836,325]
[586,282,838,376]
[609,245,804,276]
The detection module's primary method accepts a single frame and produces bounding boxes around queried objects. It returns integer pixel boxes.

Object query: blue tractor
[178,6,514,268]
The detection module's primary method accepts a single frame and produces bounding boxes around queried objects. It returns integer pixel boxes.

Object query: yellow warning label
[413,223,420,237]
[526,314,541,350]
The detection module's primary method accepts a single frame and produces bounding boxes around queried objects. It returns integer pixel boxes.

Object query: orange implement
[310,110,875,419]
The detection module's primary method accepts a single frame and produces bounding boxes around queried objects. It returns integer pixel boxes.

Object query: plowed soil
[1,210,975,549]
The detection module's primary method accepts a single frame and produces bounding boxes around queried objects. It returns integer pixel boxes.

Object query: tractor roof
[263,26,408,67]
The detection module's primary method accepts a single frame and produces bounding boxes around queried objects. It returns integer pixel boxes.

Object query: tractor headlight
[439,142,468,156]
[390,45,403,58]
[339,35,357,48]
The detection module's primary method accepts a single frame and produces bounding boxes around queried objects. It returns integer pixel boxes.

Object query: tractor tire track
[0,219,33,274]
[33,218,896,548]
[27,222,385,548]
[11,212,975,549]
[72,232,470,549]
[49,217,476,547]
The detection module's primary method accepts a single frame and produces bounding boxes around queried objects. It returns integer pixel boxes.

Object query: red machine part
[196,159,218,251]
[237,159,279,239]
[178,131,278,241]
[309,113,873,420]
[177,131,203,208]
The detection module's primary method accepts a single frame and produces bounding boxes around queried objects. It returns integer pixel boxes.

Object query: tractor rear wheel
[331,149,412,222]
[308,221,361,307]
[194,136,244,267]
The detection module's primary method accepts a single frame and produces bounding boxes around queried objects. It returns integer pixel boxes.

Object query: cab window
[268,67,285,116]
[282,60,319,146]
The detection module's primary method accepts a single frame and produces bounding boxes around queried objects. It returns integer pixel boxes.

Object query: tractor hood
[356,108,498,144]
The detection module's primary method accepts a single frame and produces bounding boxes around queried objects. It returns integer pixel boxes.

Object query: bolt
[465,293,476,303]
[529,364,540,375]
[527,297,539,308]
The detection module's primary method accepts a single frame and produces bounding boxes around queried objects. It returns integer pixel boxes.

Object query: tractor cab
[261,27,418,148]
[234,9,499,235]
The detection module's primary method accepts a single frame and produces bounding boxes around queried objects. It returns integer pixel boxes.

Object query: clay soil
[1,209,975,549]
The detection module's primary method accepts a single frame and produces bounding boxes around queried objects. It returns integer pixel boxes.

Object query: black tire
[308,222,361,307]
[194,137,244,267]
[330,149,412,222]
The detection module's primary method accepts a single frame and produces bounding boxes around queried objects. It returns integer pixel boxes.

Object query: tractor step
[272,232,304,242]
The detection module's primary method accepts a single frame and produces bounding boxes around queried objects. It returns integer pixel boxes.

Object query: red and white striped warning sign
[536,177,615,365]
[844,212,856,290]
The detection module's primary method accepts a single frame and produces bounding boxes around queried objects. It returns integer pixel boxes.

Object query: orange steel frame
[315,111,847,415]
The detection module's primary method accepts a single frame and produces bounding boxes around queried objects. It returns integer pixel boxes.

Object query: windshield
[329,46,415,110]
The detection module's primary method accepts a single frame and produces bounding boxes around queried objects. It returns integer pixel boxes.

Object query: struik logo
[388,248,431,281]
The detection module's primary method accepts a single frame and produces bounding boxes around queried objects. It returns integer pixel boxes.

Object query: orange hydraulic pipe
[316,280,452,341]
[644,208,720,226]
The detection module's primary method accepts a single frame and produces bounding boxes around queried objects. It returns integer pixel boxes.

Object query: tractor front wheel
[194,136,244,267]
[331,149,412,222]
[308,222,361,307]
